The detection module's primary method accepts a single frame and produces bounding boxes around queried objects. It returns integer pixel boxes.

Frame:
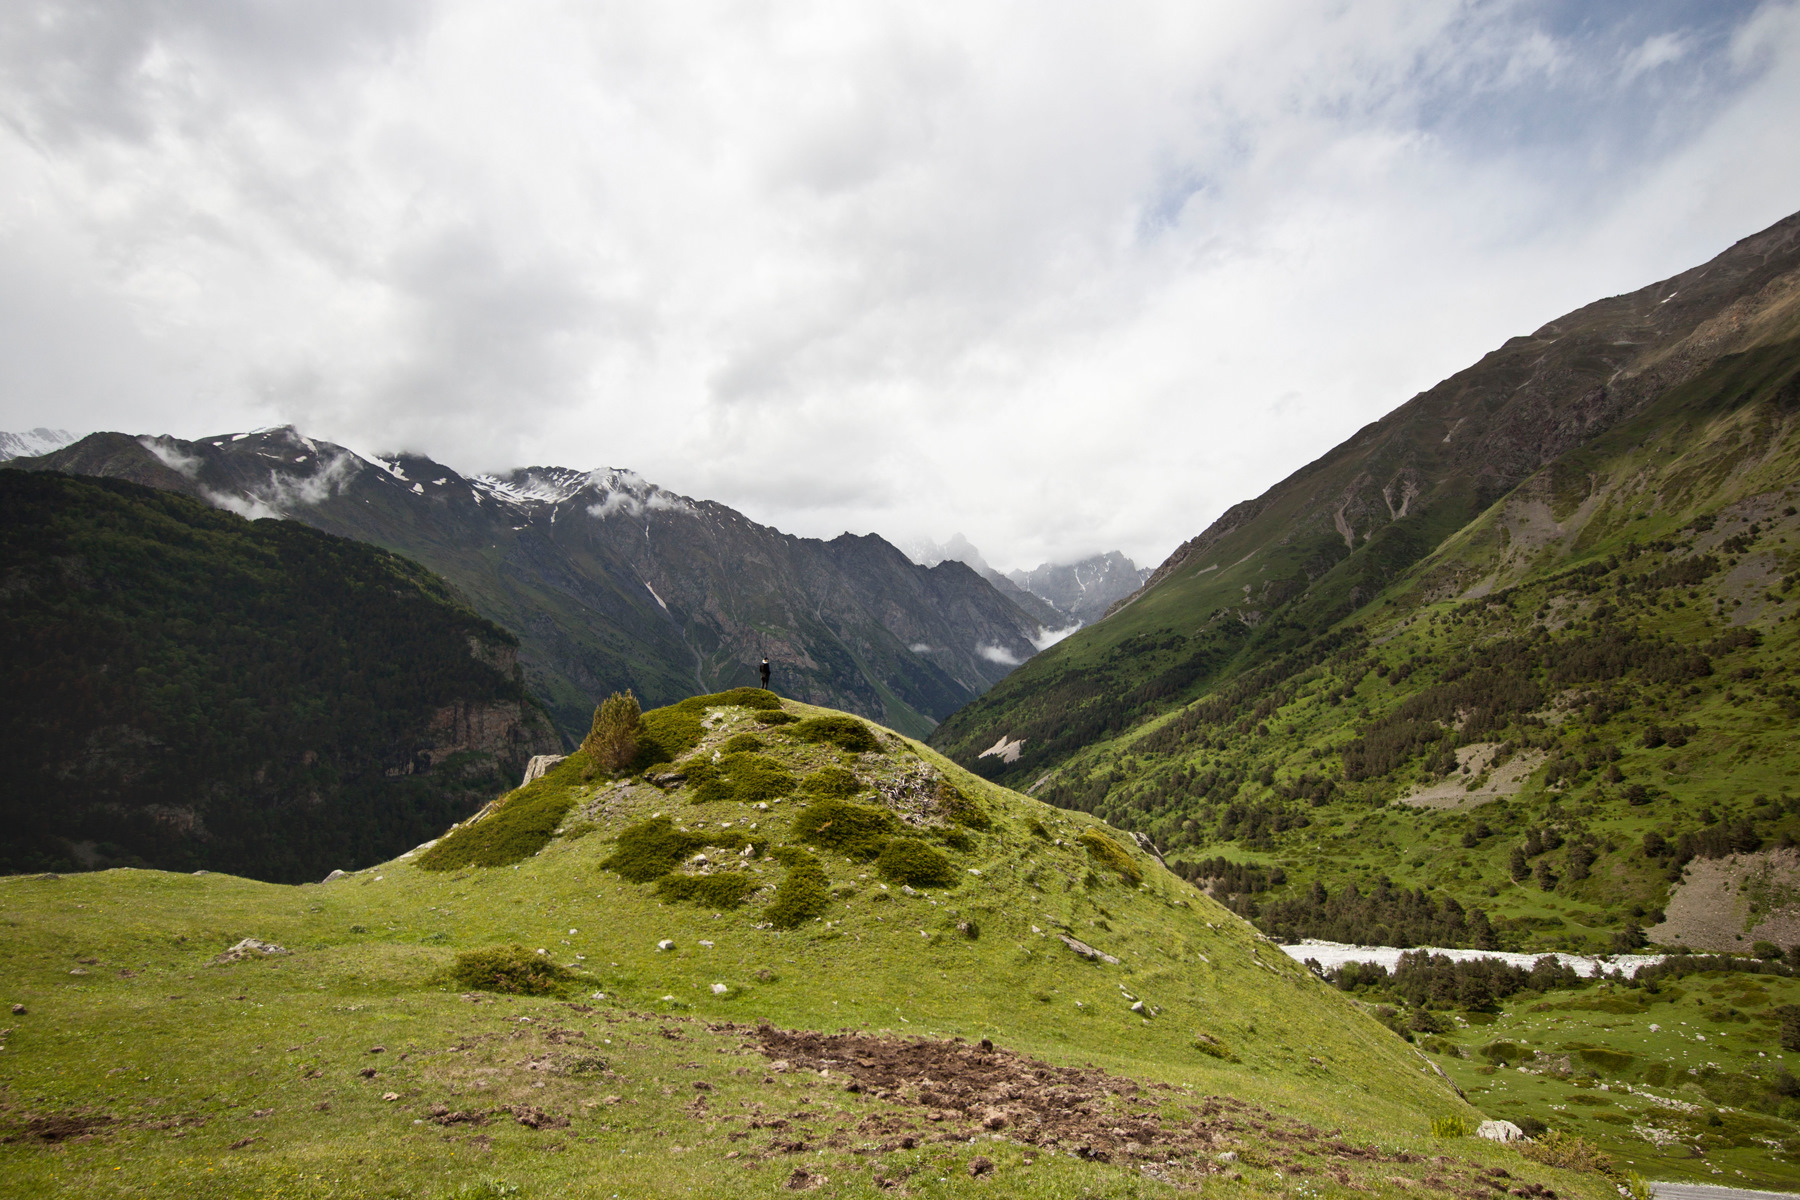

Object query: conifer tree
[583,690,641,772]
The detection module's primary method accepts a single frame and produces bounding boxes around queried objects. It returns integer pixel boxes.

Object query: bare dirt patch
[1400,746,1546,810]
[1651,848,1800,951]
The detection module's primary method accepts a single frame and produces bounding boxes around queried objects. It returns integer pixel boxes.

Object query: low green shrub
[723,733,764,753]
[767,846,831,928]
[878,838,957,888]
[655,873,759,908]
[938,828,974,853]
[791,715,881,753]
[691,753,795,805]
[936,781,990,829]
[600,817,750,882]
[1519,1131,1615,1174]
[1079,829,1143,886]
[1430,1115,1470,1137]
[1192,1032,1237,1060]
[755,710,798,726]
[1027,818,1051,840]
[792,798,900,858]
[417,785,578,870]
[447,945,578,995]
[632,706,705,769]
[800,767,862,799]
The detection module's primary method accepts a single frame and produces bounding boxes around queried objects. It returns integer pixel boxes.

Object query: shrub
[633,705,705,769]
[690,753,796,805]
[1079,829,1143,886]
[417,785,578,870]
[1779,1005,1800,1052]
[1518,1131,1614,1174]
[878,839,957,888]
[1515,1116,1547,1138]
[766,846,830,928]
[1192,1032,1237,1060]
[600,817,750,883]
[655,873,758,909]
[582,691,641,772]
[1027,818,1051,840]
[447,945,577,996]
[792,715,882,753]
[755,710,798,726]
[677,687,782,712]
[792,798,900,859]
[800,767,862,799]
[1430,1115,1470,1137]
[722,732,764,754]
[936,781,991,830]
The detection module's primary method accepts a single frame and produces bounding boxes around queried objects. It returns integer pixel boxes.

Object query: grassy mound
[654,873,759,908]
[936,780,991,829]
[766,845,831,927]
[1079,829,1143,885]
[684,752,795,805]
[878,838,958,888]
[791,797,900,858]
[446,944,580,995]
[800,766,862,798]
[599,816,751,882]
[721,732,763,753]
[630,688,783,769]
[791,714,882,753]
[417,783,578,870]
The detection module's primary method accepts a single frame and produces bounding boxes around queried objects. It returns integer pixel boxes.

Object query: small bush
[600,817,749,883]
[1027,818,1051,840]
[792,715,881,753]
[447,945,577,996]
[632,706,706,769]
[691,753,796,805]
[800,767,862,799]
[792,798,900,859]
[938,828,974,853]
[1515,1116,1548,1138]
[755,710,798,726]
[1430,1115,1469,1138]
[936,781,991,830]
[722,733,764,753]
[1192,1032,1237,1060]
[1518,1131,1613,1174]
[1079,829,1143,886]
[655,873,759,909]
[766,846,831,928]
[878,838,957,888]
[417,785,578,870]
[582,691,641,772]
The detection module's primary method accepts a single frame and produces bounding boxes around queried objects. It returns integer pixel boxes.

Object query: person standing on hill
[759,658,771,689]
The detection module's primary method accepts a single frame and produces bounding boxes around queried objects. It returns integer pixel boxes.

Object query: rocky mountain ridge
[17,430,1053,741]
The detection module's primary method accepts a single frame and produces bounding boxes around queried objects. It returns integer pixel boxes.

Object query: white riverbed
[1279,938,1667,978]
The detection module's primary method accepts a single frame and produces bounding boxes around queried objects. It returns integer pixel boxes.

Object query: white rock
[1476,1119,1525,1143]
[1217,1151,1238,1164]
[657,939,675,951]
[568,928,578,935]
[323,869,347,882]
[711,983,728,994]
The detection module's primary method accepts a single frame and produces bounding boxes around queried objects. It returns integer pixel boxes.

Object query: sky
[3,1,1798,573]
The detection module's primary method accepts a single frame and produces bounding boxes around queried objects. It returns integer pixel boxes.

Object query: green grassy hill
[929,213,1800,957]
[0,691,1619,1198]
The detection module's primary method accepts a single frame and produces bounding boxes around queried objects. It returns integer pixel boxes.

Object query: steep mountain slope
[930,209,1800,952]
[0,691,1618,1198]
[17,432,1051,741]
[0,471,558,881]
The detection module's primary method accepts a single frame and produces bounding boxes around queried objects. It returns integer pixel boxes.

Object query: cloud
[975,643,1022,667]
[4,2,1799,573]
[1030,624,1083,652]
[138,435,200,477]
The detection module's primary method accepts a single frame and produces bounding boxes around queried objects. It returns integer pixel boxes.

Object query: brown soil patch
[1,1110,115,1143]
[1650,848,1800,951]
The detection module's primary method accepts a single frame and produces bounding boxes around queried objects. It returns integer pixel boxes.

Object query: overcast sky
[3,1,1798,572]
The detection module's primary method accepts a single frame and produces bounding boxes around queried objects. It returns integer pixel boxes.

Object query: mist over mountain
[16,431,1053,742]
[903,534,1149,629]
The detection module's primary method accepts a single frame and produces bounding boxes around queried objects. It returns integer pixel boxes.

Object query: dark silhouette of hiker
[759,658,771,689]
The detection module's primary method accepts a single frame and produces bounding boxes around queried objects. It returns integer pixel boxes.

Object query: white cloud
[3,2,1799,572]
[976,643,1022,667]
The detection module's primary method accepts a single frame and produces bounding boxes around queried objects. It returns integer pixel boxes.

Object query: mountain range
[931,207,1800,955]
[12,432,1066,742]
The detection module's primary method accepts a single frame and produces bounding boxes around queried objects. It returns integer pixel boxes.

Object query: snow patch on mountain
[0,428,79,462]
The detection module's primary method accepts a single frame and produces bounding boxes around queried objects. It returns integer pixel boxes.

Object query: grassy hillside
[0,471,559,883]
[942,324,1800,958]
[0,692,1620,1198]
